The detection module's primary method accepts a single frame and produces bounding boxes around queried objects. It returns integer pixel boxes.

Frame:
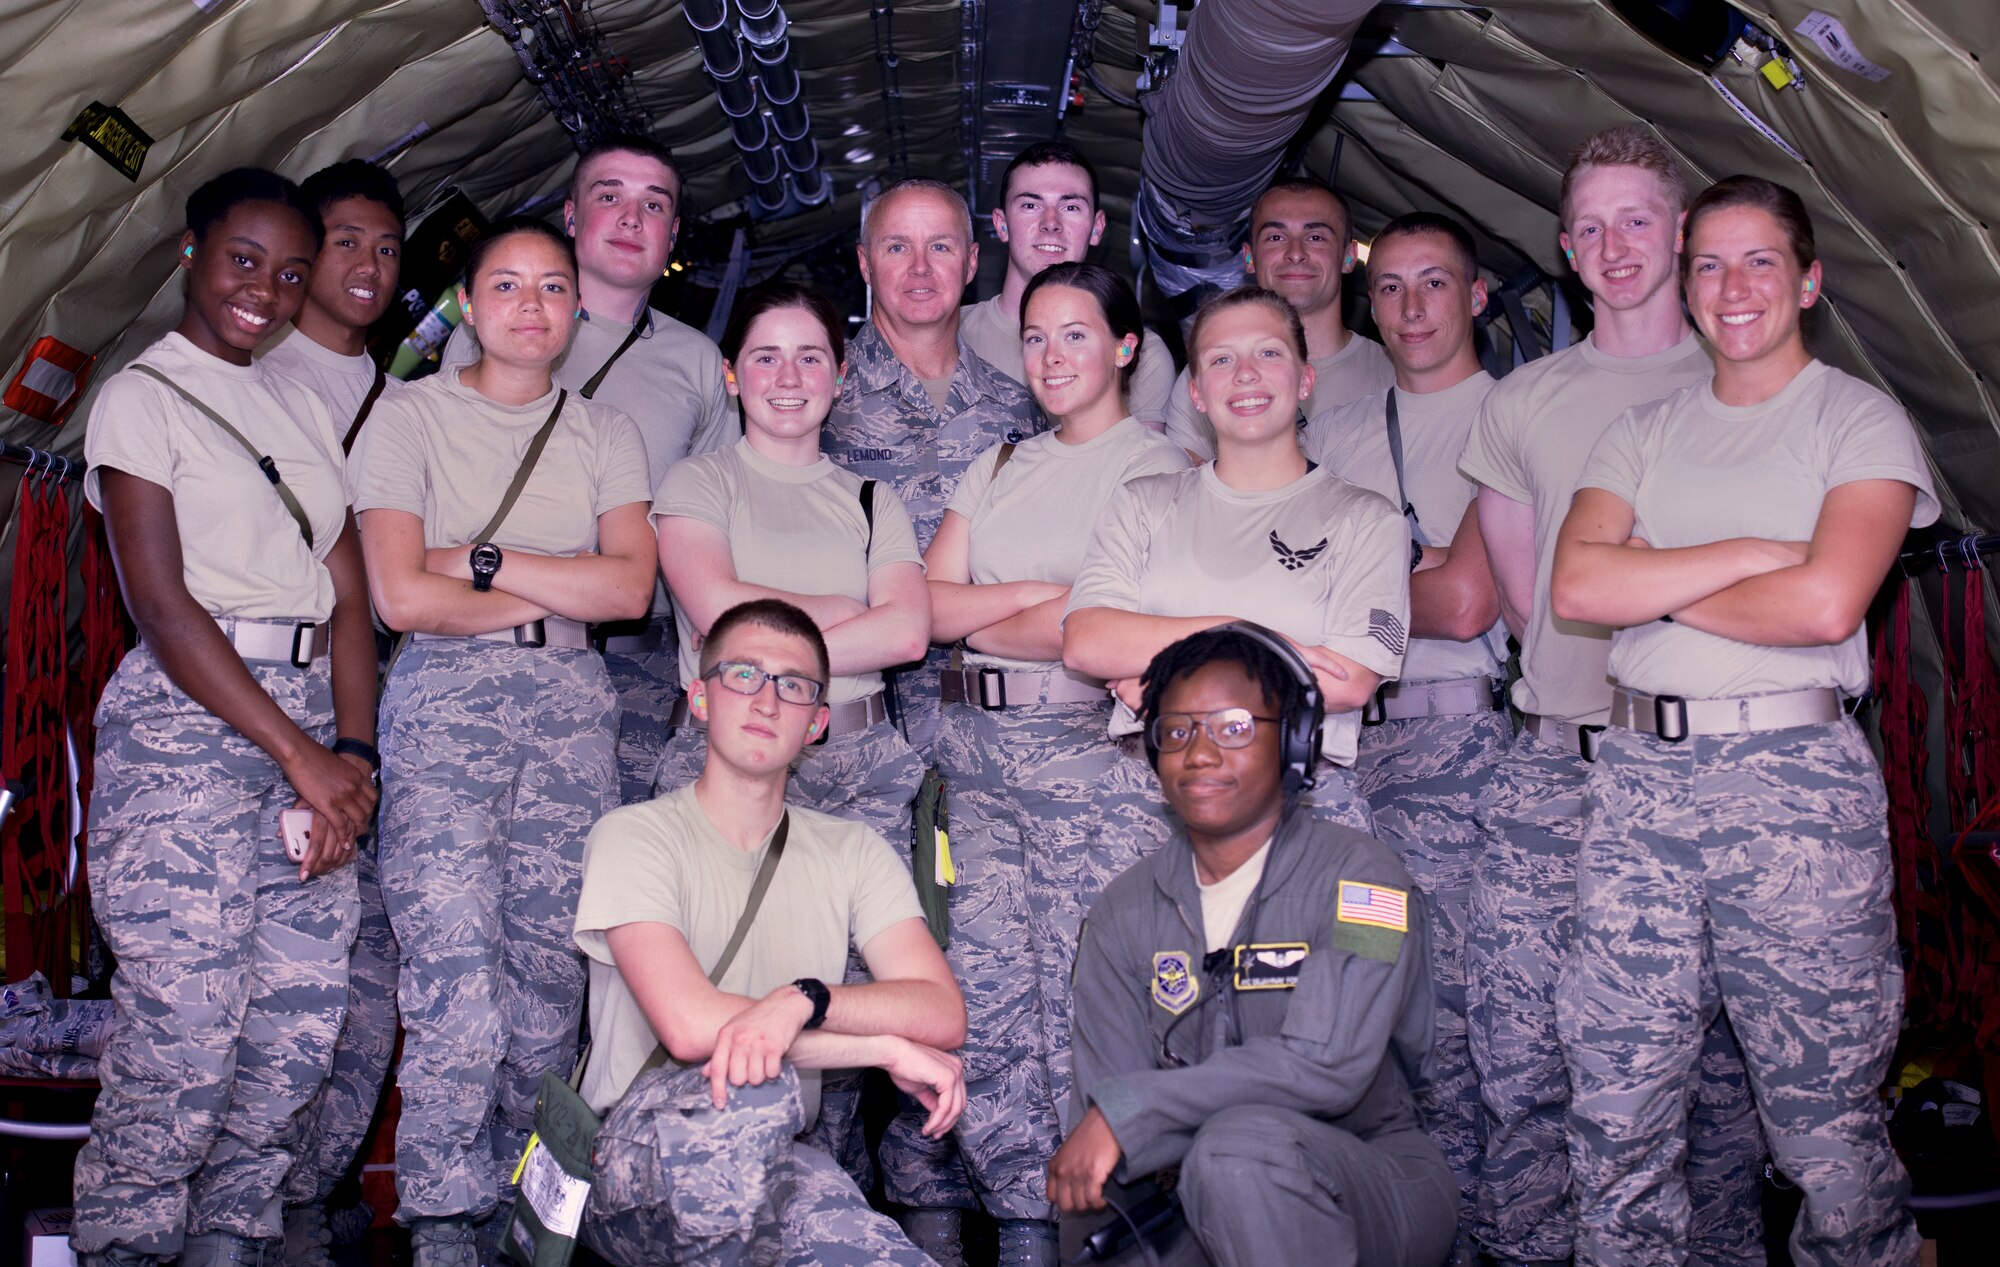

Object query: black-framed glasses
[704,660,825,706]
[1148,708,1279,753]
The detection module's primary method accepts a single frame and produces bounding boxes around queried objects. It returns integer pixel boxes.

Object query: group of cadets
[67,118,1933,1267]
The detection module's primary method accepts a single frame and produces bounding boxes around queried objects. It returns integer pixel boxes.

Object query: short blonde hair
[1559,125,1687,228]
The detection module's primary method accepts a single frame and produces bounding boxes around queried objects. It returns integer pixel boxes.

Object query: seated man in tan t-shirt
[571,598,967,1266]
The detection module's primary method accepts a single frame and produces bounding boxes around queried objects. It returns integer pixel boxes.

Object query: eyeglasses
[704,660,825,706]
[1148,708,1279,753]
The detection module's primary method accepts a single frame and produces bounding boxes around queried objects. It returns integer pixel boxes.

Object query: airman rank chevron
[1338,881,1409,931]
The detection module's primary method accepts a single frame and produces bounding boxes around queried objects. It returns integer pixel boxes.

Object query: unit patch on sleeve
[1150,950,1199,1015]
[1232,942,1310,991]
[1334,880,1409,963]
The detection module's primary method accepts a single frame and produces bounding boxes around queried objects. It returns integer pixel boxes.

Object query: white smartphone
[281,808,315,864]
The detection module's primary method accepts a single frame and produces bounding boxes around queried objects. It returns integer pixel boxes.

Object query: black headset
[1142,621,1324,800]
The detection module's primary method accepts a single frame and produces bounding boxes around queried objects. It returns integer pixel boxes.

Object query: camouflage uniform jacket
[1071,809,1437,1180]
[820,320,1046,548]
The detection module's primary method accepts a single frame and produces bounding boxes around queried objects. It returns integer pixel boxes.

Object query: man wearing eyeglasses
[1048,626,1454,1267]
[571,599,967,1265]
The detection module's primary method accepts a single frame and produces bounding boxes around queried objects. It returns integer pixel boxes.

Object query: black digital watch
[469,542,503,592]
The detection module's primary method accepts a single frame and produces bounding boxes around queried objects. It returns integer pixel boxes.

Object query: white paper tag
[1795,12,1891,83]
[519,1140,590,1237]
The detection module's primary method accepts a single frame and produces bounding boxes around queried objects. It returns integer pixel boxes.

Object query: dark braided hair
[1137,626,1314,770]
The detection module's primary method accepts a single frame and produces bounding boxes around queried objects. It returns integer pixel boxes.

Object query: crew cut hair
[702,599,831,686]
[569,132,683,206]
[1559,124,1688,226]
[860,178,975,247]
[1253,175,1353,246]
[999,140,1100,208]
[301,159,405,226]
[1370,211,1479,283]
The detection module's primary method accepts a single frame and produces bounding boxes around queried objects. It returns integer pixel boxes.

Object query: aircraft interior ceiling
[0,0,1995,544]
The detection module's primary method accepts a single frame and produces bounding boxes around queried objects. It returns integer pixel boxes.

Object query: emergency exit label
[61,102,152,181]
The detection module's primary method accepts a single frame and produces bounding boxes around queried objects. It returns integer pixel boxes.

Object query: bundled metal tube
[727,109,769,152]
[741,143,782,185]
[752,38,801,105]
[737,0,788,47]
[779,132,817,173]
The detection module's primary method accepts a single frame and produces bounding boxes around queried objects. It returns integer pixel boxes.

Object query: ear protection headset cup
[1143,620,1324,800]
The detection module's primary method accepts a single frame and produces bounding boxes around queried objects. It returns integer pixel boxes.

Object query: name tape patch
[62,102,152,181]
[1233,941,1310,991]
[1151,950,1199,1015]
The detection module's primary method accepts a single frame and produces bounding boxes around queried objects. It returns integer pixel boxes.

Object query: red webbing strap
[2,473,74,988]
[1872,579,1948,1025]
[1941,565,2000,1070]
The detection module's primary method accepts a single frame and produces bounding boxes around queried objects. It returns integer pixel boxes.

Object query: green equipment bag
[911,766,950,949]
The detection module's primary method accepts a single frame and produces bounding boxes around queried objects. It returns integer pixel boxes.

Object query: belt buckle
[977,667,1007,710]
[1653,694,1689,743]
[289,622,316,669]
[515,620,547,649]
[1361,688,1386,726]
[1578,723,1605,763]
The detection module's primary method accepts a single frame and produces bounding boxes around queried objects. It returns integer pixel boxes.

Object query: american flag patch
[1337,880,1409,932]
[1367,608,1407,656]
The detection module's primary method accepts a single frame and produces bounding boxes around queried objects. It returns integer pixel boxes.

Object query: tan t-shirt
[958,294,1179,426]
[348,367,651,555]
[443,306,733,615]
[1162,332,1394,462]
[84,332,347,621]
[573,784,926,1117]
[1308,372,1503,685]
[653,439,924,705]
[1460,334,1713,722]
[257,324,397,432]
[946,417,1191,672]
[1578,359,1939,699]
[1064,463,1410,764]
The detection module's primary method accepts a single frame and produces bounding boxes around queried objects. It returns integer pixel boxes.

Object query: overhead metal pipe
[741,142,781,185]
[768,95,811,143]
[792,166,831,205]
[727,108,769,152]
[751,39,801,105]
[714,70,758,117]
[779,132,817,173]
[684,0,729,29]
[1139,0,1376,314]
[736,0,788,47]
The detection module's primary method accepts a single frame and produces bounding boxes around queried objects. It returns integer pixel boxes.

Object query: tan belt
[219,617,328,667]
[667,690,890,743]
[1362,676,1501,725]
[413,615,592,651]
[1522,713,1607,763]
[1608,686,1850,741]
[940,665,1107,709]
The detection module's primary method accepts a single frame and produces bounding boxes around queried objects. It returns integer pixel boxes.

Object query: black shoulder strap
[474,390,567,545]
[1384,388,1430,549]
[580,323,645,400]
[341,364,388,454]
[130,364,314,549]
[633,812,791,1078]
[859,478,877,555]
[992,441,1017,479]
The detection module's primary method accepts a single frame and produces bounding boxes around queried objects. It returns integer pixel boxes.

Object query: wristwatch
[469,543,503,592]
[793,977,831,1030]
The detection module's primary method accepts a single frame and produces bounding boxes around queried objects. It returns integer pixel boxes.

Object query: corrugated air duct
[1137,0,1375,320]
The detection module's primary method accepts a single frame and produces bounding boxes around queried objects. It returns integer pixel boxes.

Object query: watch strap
[332,737,381,769]
[793,977,831,1030]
